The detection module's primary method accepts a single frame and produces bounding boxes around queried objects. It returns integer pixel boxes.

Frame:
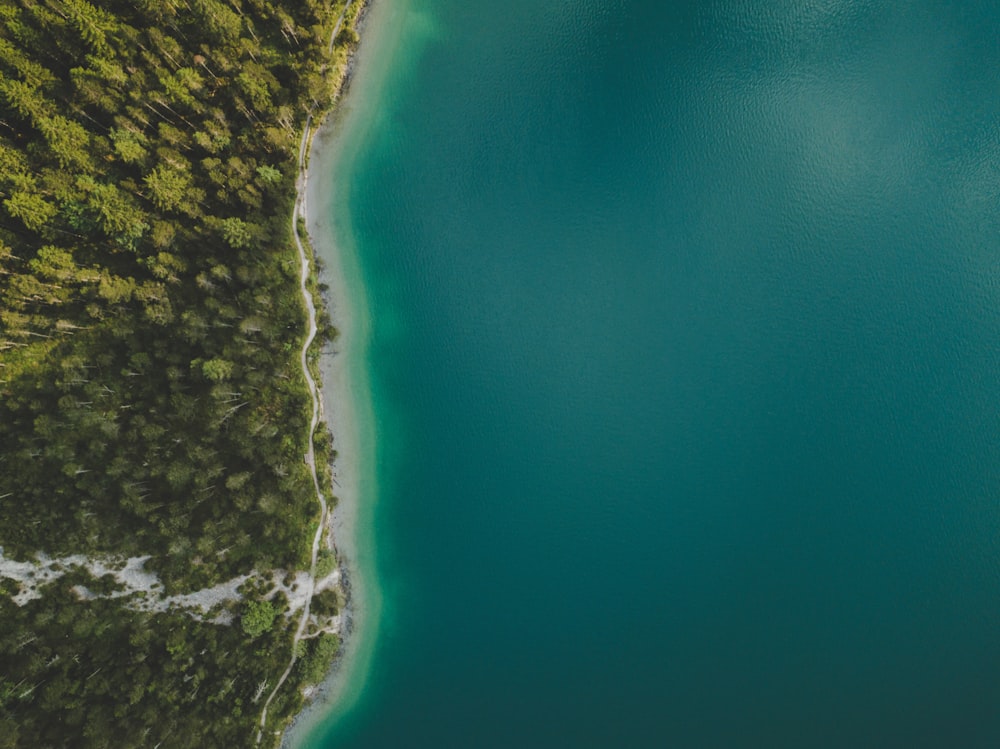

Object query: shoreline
[279,0,397,744]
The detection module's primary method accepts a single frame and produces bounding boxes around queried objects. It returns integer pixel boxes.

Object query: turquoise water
[309,1,1000,746]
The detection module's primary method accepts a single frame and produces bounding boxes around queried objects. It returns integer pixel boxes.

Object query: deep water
[308,1,1000,747]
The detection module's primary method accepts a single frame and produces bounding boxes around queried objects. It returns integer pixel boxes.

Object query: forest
[0,0,360,745]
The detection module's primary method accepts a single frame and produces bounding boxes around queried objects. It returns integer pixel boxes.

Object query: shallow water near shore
[303,1,1000,747]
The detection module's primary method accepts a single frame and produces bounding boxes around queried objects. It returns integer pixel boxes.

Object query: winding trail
[256,3,355,742]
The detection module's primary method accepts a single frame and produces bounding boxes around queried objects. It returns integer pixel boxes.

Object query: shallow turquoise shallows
[308,1,1000,747]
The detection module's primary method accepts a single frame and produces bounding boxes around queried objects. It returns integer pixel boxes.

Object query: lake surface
[306,1,1000,746]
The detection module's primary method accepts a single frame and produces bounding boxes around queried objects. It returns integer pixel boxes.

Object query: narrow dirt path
[256,3,355,742]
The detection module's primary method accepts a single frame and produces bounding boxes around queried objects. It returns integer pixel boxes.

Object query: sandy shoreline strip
[279,1,400,743]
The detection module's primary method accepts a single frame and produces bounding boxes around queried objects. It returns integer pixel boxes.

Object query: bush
[315,549,336,579]
[311,589,338,617]
[241,599,277,638]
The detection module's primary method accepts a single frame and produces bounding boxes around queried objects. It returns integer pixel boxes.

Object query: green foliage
[299,633,340,684]
[220,216,254,249]
[4,189,56,231]
[37,115,92,169]
[311,588,339,618]
[0,590,295,748]
[145,164,193,212]
[336,26,360,46]
[257,164,282,185]
[76,175,148,239]
[62,0,118,55]
[201,357,234,382]
[0,0,364,744]
[315,548,337,579]
[242,599,277,638]
[0,76,49,119]
[110,128,147,163]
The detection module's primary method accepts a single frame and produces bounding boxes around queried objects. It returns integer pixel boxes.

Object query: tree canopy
[0,0,361,745]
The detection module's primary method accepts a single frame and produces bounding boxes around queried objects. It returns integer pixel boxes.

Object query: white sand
[0,547,344,632]
[0,549,248,617]
[280,1,409,744]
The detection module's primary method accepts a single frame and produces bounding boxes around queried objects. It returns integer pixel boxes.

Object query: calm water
[309,1,1000,746]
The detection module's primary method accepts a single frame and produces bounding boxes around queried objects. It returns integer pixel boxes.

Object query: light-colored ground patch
[0,548,341,633]
[0,548,242,617]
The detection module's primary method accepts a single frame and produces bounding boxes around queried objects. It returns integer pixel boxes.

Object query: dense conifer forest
[0,0,361,745]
